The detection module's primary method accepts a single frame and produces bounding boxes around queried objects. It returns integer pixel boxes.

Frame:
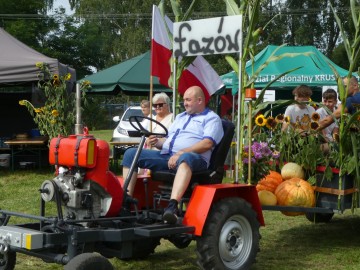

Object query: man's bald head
[183,86,206,114]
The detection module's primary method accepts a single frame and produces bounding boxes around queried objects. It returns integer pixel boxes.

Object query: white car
[112,106,144,143]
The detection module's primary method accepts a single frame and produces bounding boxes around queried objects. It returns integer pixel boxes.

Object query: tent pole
[75,83,83,134]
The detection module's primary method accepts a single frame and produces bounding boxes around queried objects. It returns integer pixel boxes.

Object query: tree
[0,0,55,50]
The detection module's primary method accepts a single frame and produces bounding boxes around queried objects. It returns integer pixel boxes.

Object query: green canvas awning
[221,45,358,94]
[79,51,171,95]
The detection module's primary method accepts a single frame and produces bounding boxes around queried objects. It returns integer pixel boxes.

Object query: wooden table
[109,138,140,172]
[4,136,48,170]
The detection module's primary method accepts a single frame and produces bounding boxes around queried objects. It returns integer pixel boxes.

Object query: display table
[4,136,48,170]
[109,138,139,172]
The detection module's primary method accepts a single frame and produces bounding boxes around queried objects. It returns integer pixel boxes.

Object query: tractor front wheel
[196,197,260,270]
[64,253,113,270]
[0,250,16,270]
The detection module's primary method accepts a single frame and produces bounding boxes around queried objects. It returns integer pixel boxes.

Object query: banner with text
[173,15,242,57]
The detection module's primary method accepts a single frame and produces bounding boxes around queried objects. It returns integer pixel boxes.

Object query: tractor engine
[41,167,113,220]
[40,134,123,221]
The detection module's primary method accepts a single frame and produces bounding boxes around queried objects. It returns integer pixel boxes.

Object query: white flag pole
[235,14,243,184]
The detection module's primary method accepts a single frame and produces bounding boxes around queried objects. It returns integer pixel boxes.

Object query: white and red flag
[151,5,224,102]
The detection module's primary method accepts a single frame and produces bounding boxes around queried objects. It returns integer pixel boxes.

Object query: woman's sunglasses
[152,103,165,108]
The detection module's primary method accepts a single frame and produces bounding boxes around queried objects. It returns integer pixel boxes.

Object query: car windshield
[122,108,143,121]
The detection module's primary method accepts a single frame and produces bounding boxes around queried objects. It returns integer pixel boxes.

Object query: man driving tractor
[122,85,224,224]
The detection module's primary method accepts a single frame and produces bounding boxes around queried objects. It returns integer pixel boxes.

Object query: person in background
[122,86,223,224]
[318,76,360,130]
[138,93,173,175]
[316,89,339,142]
[139,99,153,129]
[145,92,173,150]
[140,100,151,117]
[222,108,233,122]
[281,85,316,132]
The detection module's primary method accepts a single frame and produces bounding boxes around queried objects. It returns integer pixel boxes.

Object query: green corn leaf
[223,0,240,15]
[182,0,196,21]
[170,0,181,21]
[225,55,239,75]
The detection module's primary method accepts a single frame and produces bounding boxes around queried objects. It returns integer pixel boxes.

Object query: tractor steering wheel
[129,115,168,137]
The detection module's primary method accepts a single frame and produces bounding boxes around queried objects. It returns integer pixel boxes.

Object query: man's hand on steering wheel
[147,135,163,148]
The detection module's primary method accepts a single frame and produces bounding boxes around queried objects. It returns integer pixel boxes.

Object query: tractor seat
[151,119,235,187]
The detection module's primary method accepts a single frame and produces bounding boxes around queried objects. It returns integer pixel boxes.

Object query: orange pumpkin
[275,178,315,216]
[256,170,283,193]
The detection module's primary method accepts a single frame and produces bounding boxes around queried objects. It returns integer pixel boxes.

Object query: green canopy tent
[79,51,171,96]
[221,45,358,96]
[219,45,360,118]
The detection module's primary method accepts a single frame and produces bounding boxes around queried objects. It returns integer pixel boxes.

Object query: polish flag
[151,5,224,102]
[151,5,172,88]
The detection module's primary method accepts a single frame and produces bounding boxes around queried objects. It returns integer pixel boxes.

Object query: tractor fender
[183,183,264,236]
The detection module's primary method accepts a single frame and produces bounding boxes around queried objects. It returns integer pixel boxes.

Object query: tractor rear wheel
[0,250,16,270]
[64,253,113,270]
[196,197,260,270]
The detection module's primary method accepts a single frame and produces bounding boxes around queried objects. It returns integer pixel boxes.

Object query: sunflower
[284,116,290,123]
[265,117,277,129]
[52,79,60,87]
[311,112,320,122]
[51,110,59,117]
[275,114,284,123]
[310,121,319,130]
[64,73,72,81]
[309,98,317,109]
[255,114,267,127]
[301,114,311,123]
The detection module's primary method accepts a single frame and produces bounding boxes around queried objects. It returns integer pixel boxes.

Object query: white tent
[0,27,75,86]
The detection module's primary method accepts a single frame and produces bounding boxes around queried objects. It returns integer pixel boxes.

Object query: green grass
[90,129,113,142]
[2,133,360,269]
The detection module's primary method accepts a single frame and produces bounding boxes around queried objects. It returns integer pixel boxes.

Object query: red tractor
[0,116,264,270]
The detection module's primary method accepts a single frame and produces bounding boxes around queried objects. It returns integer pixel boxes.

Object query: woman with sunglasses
[146,92,173,150]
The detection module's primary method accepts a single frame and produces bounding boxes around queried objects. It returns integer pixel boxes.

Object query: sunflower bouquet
[19,62,90,141]
[252,112,333,178]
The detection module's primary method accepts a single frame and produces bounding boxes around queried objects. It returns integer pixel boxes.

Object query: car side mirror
[113,116,120,122]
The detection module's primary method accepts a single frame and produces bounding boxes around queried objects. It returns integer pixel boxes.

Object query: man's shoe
[163,201,178,224]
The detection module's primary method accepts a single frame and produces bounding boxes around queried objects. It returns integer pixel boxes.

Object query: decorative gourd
[275,178,315,216]
[256,171,283,193]
[258,190,277,206]
[281,162,305,180]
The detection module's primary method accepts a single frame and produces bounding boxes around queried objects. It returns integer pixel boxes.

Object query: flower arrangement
[251,112,334,182]
[19,62,90,141]
[242,140,280,184]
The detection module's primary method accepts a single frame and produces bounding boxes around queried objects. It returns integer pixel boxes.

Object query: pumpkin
[256,170,283,193]
[275,177,315,216]
[281,162,305,180]
[258,190,277,206]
